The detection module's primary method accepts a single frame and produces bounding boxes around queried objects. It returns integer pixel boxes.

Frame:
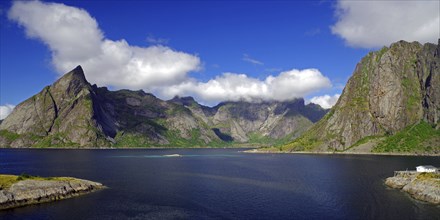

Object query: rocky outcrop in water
[385,172,440,205]
[280,39,440,153]
[0,177,104,210]
[0,66,327,148]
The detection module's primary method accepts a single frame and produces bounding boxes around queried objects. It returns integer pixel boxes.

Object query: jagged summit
[70,65,85,76]
[56,65,87,84]
[170,96,198,106]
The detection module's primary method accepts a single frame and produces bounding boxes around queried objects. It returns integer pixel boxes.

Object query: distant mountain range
[271,39,440,154]
[0,66,327,148]
[2,39,438,153]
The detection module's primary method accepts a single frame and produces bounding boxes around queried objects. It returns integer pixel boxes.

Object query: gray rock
[0,66,114,148]
[385,173,417,189]
[402,178,440,204]
[385,172,440,205]
[0,178,104,210]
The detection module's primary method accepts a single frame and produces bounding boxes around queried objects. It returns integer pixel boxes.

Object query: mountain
[209,100,326,143]
[0,66,112,148]
[274,40,440,154]
[0,67,327,148]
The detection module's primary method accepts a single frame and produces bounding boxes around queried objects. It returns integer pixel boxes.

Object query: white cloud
[0,104,15,120]
[8,1,335,106]
[331,1,440,48]
[160,69,332,105]
[309,94,340,109]
[243,54,264,65]
[8,0,201,89]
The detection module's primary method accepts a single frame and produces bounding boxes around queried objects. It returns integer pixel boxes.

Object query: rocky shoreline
[0,176,105,210]
[385,172,440,205]
[244,149,440,156]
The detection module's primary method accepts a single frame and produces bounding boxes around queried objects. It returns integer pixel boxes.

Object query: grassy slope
[372,121,440,153]
[414,173,440,189]
[260,120,439,153]
[0,174,74,190]
[3,118,438,151]
[268,110,333,152]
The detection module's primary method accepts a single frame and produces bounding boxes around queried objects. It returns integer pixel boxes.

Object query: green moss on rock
[0,130,20,142]
[373,121,440,153]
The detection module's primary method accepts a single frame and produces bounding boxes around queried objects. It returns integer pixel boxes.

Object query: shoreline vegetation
[244,149,440,157]
[1,147,439,157]
[0,174,105,210]
[0,146,255,150]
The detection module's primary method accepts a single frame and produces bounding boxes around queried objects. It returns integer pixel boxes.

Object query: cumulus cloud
[243,54,264,65]
[160,69,332,105]
[309,94,340,109]
[8,0,201,89]
[0,104,15,120]
[331,1,440,48]
[8,1,335,105]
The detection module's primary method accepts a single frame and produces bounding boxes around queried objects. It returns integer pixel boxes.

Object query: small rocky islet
[0,174,104,210]
[385,171,440,205]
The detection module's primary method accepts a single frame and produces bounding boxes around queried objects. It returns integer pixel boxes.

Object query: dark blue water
[0,149,439,219]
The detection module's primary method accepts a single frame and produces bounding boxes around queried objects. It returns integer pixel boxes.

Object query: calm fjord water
[0,149,439,219]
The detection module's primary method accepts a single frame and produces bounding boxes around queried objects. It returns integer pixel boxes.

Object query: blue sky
[0,0,439,118]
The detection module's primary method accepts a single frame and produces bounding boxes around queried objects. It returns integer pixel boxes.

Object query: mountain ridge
[0,67,327,148]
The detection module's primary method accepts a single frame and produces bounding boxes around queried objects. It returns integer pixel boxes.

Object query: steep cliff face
[280,40,440,153]
[0,67,327,148]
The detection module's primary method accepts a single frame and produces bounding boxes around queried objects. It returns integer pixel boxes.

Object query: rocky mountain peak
[55,65,87,84]
[280,39,440,153]
[0,65,111,147]
[49,65,92,101]
[170,96,198,106]
[389,40,421,49]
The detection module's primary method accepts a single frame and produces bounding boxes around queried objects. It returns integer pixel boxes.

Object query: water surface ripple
[0,149,439,219]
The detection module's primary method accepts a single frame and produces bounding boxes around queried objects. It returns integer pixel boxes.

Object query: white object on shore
[164,154,182,157]
[416,165,438,173]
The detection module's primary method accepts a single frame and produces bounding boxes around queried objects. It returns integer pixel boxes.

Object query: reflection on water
[0,148,439,219]
[109,154,240,158]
